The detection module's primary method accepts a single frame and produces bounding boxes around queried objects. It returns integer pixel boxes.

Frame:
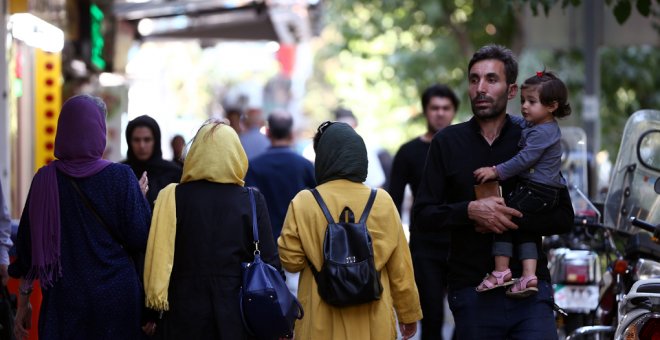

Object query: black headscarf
[122,115,182,208]
[314,122,368,185]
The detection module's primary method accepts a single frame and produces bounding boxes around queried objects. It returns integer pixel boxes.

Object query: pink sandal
[506,275,538,298]
[475,269,514,292]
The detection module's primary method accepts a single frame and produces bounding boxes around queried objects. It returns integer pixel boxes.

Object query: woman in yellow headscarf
[143,121,280,339]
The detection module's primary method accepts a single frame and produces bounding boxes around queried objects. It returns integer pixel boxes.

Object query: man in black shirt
[413,45,573,339]
[388,84,459,340]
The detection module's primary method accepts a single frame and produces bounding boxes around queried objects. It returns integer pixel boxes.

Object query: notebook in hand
[474,181,502,199]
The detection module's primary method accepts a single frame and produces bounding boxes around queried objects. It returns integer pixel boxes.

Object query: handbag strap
[69,177,125,248]
[247,187,259,254]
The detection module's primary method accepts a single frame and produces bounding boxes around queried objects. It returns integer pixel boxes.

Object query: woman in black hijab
[123,115,182,209]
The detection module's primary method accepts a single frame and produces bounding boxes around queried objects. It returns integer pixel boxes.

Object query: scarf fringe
[145,296,169,312]
[25,260,62,289]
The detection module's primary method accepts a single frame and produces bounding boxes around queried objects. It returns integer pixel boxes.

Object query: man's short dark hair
[421,84,460,113]
[468,44,518,85]
[225,108,242,118]
[334,107,356,121]
[267,112,293,139]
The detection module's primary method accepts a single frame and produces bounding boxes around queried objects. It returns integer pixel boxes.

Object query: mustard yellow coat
[278,179,422,340]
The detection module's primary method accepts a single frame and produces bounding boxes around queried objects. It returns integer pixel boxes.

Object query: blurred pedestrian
[143,121,280,339]
[278,121,422,340]
[10,94,151,340]
[170,135,185,167]
[413,44,574,339]
[239,107,270,160]
[122,115,182,209]
[245,111,316,239]
[388,84,459,340]
[0,179,12,287]
[334,108,387,188]
[245,111,315,296]
[225,108,243,135]
[0,178,14,338]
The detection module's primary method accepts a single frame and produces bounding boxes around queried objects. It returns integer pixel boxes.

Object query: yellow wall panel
[9,0,29,14]
[34,49,61,172]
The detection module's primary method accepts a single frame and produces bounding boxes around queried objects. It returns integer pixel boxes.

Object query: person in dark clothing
[412,45,574,339]
[388,84,459,340]
[170,135,185,167]
[10,95,151,340]
[143,121,280,339]
[245,111,316,239]
[245,112,316,297]
[474,71,572,297]
[122,115,182,209]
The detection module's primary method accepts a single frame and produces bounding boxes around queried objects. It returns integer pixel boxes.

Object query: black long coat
[154,181,280,339]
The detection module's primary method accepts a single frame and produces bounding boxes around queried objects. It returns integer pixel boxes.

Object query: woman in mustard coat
[278,121,422,340]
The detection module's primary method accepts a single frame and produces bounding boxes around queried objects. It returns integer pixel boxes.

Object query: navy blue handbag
[240,188,304,339]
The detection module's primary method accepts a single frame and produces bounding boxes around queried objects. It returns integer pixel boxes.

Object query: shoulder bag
[240,187,303,339]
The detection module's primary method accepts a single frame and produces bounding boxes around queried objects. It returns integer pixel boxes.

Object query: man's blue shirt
[245,146,316,239]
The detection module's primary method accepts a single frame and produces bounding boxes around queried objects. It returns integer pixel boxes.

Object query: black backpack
[308,188,383,307]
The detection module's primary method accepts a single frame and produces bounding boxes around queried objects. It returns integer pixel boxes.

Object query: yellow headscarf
[181,123,248,185]
[144,122,248,311]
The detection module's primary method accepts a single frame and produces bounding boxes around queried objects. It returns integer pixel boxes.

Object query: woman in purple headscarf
[9,94,152,339]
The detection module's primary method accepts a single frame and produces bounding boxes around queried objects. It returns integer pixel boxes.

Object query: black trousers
[493,180,562,259]
[410,233,450,340]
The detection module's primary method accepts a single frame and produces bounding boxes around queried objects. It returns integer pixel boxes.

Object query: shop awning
[113,0,318,43]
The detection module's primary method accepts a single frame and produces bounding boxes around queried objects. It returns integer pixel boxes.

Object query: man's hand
[399,321,417,340]
[468,196,522,234]
[473,166,497,183]
[139,171,149,196]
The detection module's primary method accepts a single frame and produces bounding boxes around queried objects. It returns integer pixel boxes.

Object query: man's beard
[470,93,508,120]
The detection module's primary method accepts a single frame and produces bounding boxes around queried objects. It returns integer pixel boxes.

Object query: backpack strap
[308,188,333,277]
[358,189,378,224]
[309,189,335,224]
[247,188,260,254]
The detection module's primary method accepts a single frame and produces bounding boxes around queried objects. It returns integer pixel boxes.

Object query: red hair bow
[536,71,544,77]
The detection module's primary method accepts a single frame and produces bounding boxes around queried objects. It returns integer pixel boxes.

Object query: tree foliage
[305,0,659,156]
[306,1,526,150]
[599,46,660,155]
[517,0,657,24]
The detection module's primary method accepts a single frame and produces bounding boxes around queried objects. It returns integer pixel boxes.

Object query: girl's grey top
[496,115,566,188]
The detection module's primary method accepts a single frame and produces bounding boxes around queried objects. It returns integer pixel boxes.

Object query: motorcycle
[566,217,660,339]
[565,109,660,339]
[545,127,604,335]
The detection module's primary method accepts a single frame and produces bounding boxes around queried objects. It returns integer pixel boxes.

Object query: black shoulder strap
[358,189,377,224]
[309,189,335,224]
[68,177,125,248]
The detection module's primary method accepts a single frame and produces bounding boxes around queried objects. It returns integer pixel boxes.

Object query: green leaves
[636,0,651,16]
[613,0,632,24]
[521,0,655,24]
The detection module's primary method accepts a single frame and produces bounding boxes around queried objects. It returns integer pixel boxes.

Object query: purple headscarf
[26,94,112,287]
